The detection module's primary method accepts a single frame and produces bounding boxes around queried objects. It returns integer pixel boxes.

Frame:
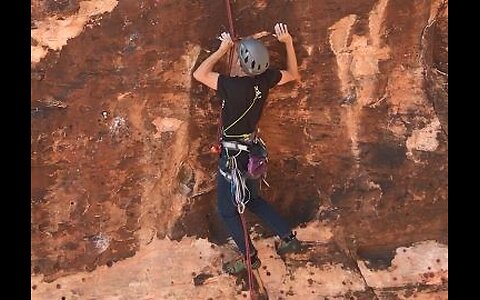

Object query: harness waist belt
[221,141,249,152]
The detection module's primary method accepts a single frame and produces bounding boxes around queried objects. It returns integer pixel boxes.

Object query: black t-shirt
[217,69,282,141]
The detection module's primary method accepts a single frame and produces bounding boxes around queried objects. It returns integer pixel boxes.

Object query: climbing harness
[221,145,251,214]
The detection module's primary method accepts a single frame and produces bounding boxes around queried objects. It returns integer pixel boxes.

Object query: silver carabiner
[237,202,246,214]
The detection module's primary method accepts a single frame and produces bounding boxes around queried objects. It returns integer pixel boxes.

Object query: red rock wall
[31,0,448,284]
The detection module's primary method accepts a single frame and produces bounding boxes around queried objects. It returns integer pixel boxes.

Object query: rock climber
[192,23,301,274]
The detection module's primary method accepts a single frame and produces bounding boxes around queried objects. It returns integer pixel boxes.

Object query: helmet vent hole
[265,62,269,68]
[244,56,249,64]
[251,61,256,69]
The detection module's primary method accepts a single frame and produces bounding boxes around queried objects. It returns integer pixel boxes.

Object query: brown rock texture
[31,0,448,298]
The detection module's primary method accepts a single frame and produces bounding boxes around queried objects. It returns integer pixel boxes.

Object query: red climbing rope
[224,0,236,73]
[212,0,237,155]
[224,1,256,299]
[225,0,235,37]
[240,212,256,299]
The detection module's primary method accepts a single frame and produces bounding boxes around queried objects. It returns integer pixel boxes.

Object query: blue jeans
[217,155,291,255]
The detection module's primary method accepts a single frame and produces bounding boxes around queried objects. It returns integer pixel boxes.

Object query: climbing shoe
[276,232,301,255]
[222,255,261,275]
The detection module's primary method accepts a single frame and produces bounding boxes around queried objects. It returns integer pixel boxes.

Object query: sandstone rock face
[31,0,448,298]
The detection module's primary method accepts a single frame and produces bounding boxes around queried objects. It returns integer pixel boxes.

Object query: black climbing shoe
[277,232,301,255]
[222,255,261,275]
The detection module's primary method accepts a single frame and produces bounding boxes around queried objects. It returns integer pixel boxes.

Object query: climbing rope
[240,213,255,298]
[224,0,236,73]
[223,0,256,298]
